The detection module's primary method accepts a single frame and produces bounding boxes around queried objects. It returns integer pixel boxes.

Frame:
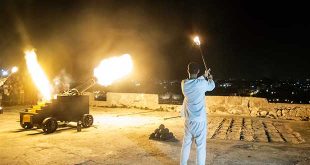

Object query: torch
[193,36,210,76]
[164,36,211,121]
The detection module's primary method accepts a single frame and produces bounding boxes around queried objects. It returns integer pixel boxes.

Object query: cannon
[19,78,96,133]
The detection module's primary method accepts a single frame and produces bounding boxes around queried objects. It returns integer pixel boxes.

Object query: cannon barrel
[75,78,96,93]
[62,78,96,96]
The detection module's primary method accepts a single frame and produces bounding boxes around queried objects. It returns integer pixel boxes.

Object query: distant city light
[250,89,259,96]
[220,83,232,88]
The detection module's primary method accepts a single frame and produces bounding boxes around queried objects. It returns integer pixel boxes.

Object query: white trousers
[180,120,207,165]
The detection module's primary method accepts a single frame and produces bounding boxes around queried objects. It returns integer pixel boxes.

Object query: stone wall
[206,96,310,121]
[87,92,310,121]
[88,92,180,111]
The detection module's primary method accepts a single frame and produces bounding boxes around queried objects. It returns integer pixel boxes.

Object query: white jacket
[181,76,215,122]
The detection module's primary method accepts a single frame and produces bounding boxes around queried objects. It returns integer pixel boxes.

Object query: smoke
[52,69,72,94]
[59,1,184,81]
[1,1,191,81]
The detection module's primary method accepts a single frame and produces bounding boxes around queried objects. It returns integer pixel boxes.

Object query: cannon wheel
[82,114,93,128]
[42,117,58,133]
[20,122,33,129]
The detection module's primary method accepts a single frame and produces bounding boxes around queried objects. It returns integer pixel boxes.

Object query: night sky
[0,0,309,81]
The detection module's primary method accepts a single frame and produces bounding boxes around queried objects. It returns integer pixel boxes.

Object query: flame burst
[25,50,52,101]
[193,36,201,46]
[94,54,133,86]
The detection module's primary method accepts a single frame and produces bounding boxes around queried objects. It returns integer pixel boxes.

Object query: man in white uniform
[180,62,215,165]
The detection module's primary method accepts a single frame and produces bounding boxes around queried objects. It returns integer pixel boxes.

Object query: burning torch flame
[193,36,201,46]
[94,54,133,86]
[25,50,52,101]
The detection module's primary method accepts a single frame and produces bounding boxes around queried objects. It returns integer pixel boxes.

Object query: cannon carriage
[20,79,95,133]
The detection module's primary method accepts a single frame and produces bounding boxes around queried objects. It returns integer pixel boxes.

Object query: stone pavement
[207,116,305,144]
[0,106,309,165]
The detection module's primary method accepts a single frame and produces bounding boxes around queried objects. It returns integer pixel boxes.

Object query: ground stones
[207,117,304,144]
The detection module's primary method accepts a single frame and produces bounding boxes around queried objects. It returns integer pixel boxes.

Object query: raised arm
[205,79,215,91]
[202,69,215,91]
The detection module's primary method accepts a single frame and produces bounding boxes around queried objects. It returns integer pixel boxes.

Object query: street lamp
[11,66,18,73]
[1,70,8,76]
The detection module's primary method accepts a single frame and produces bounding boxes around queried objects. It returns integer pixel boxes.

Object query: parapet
[86,92,310,121]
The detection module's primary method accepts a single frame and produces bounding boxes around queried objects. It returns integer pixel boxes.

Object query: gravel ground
[0,106,310,165]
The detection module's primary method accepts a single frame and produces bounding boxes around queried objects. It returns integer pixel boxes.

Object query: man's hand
[204,68,211,77]
[208,74,213,80]
[204,68,213,80]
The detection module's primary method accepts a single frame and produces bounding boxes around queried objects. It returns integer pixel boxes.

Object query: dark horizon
[0,0,309,81]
